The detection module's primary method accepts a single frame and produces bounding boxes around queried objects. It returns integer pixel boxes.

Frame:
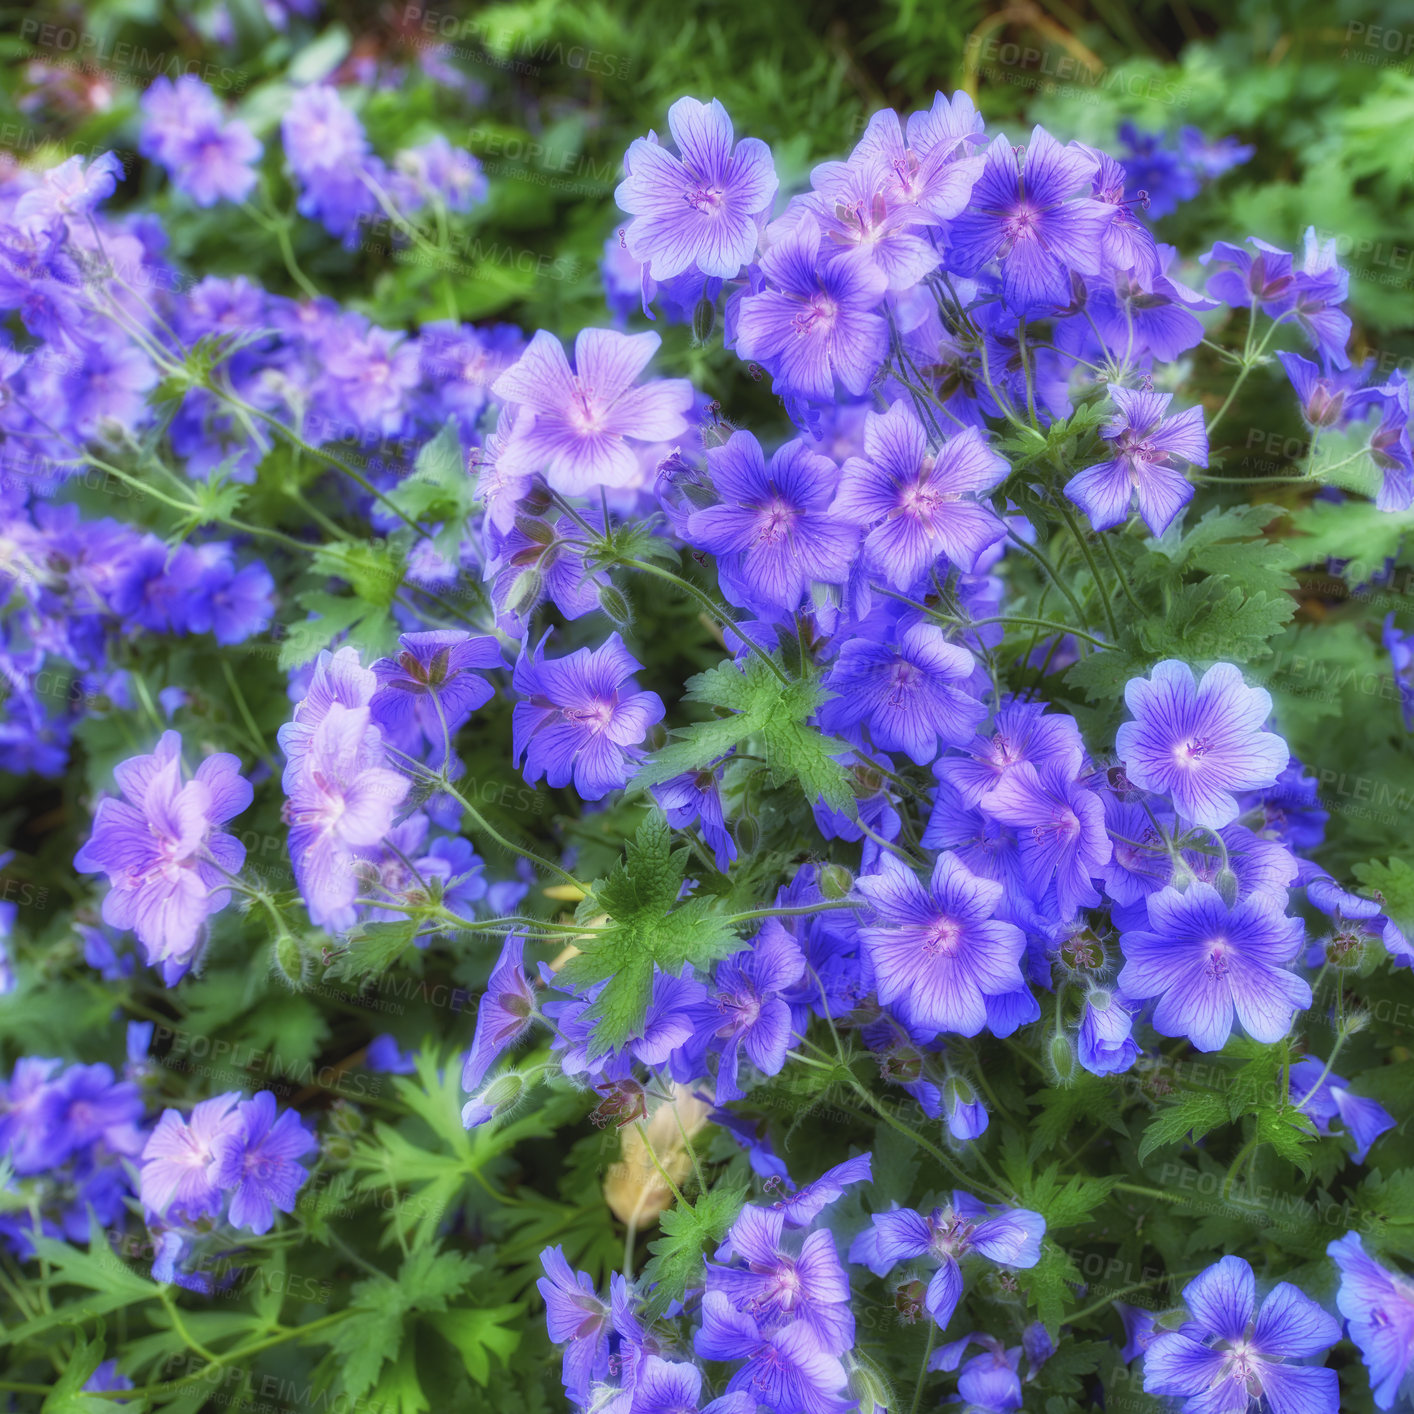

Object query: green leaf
[41,1332,111,1413]
[641,1186,747,1321]
[425,1305,523,1384]
[1352,857,1414,937]
[1256,1106,1318,1175]
[1286,496,1414,576]
[369,1345,429,1414]
[1138,1091,1231,1162]
[324,1247,479,1398]
[638,654,853,812]
[311,541,405,608]
[561,813,739,1055]
[1016,1242,1082,1331]
[326,918,423,983]
[388,420,481,561]
[280,589,399,669]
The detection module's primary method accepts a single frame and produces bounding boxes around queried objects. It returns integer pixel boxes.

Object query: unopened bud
[847,1358,894,1413]
[692,296,717,345]
[272,931,305,989]
[819,863,853,900]
[597,583,632,626]
[1049,1032,1077,1083]
[507,569,542,614]
[1214,866,1239,907]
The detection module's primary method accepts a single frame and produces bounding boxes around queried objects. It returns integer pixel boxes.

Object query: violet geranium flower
[1064,386,1207,536]
[1143,1256,1340,1414]
[511,632,665,801]
[979,761,1112,921]
[461,935,537,1094]
[945,126,1109,316]
[370,629,505,750]
[139,1092,242,1221]
[855,851,1027,1039]
[74,732,253,981]
[1327,1233,1414,1411]
[832,402,1009,587]
[817,623,987,766]
[687,432,858,620]
[616,96,778,281]
[490,328,694,496]
[1115,660,1289,830]
[848,1193,1045,1331]
[285,704,410,932]
[208,1091,315,1236]
[734,212,889,403]
[1117,883,1310,1052]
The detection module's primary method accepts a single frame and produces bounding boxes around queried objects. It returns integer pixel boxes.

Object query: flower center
[923,916,963,956]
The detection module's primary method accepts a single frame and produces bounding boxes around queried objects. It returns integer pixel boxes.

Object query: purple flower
[285,704,410,932]
[942,1075,989,1140]
[13,152,123,227]
[1075,989,1139,1076]
[694,1291,850,1414]
[395,135,487,213]
[511,632,665,801]
[768,1153,873,1229]
[1116,661,1290,829]
[278,646,378,790]
[539,1246,611,1403]
[833,403,1009,587]
[491,328,693,496]
[73,732,252,979]
[1328,1233,1414,1411]
[633,1356,756,1414]
[652,764,737,872]
[945,127,1108,315]
[1064,387,1206,536]
[935,700,1085,807]
[1118,883,1310,1052]
[140,77,261,207]
[734,213,888,403]
[688,432,858,619]
[616,97,777,281]
[980,761,1112,919]
[848,1194,1044,1331]
[370,630,504,750]
[139,1092,242,1221]
[710,923,806,1102]
[461,935,537,1095]
[817,623,986,766]
[1289,1059,1395,1163]
[1201,237,1296,315]
[1143,1256,1339,1414]
[856,852,1027,1038]
[208,1092,315,1235]
[708,1204,854,1351]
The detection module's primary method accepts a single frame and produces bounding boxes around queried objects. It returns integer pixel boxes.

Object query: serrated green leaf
[641,1186,746,1321]
[1138,1091,1231,1162]
[1352,857,1414,937]
[564,813,739,1056]
[638,654,853,812]
[426,1305,522,1384]
[326,918,423,982]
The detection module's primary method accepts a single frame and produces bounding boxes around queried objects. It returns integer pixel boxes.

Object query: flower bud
[819,863,853,900]
[506,568,542,614]
[847,1358,894,1413]
[692,296,717,345]
[597,583,632,627]
[1049,1032,1077,1083]
[1214,865,1240,906]
[462,1070,526,1129]
[272,931,306,989]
